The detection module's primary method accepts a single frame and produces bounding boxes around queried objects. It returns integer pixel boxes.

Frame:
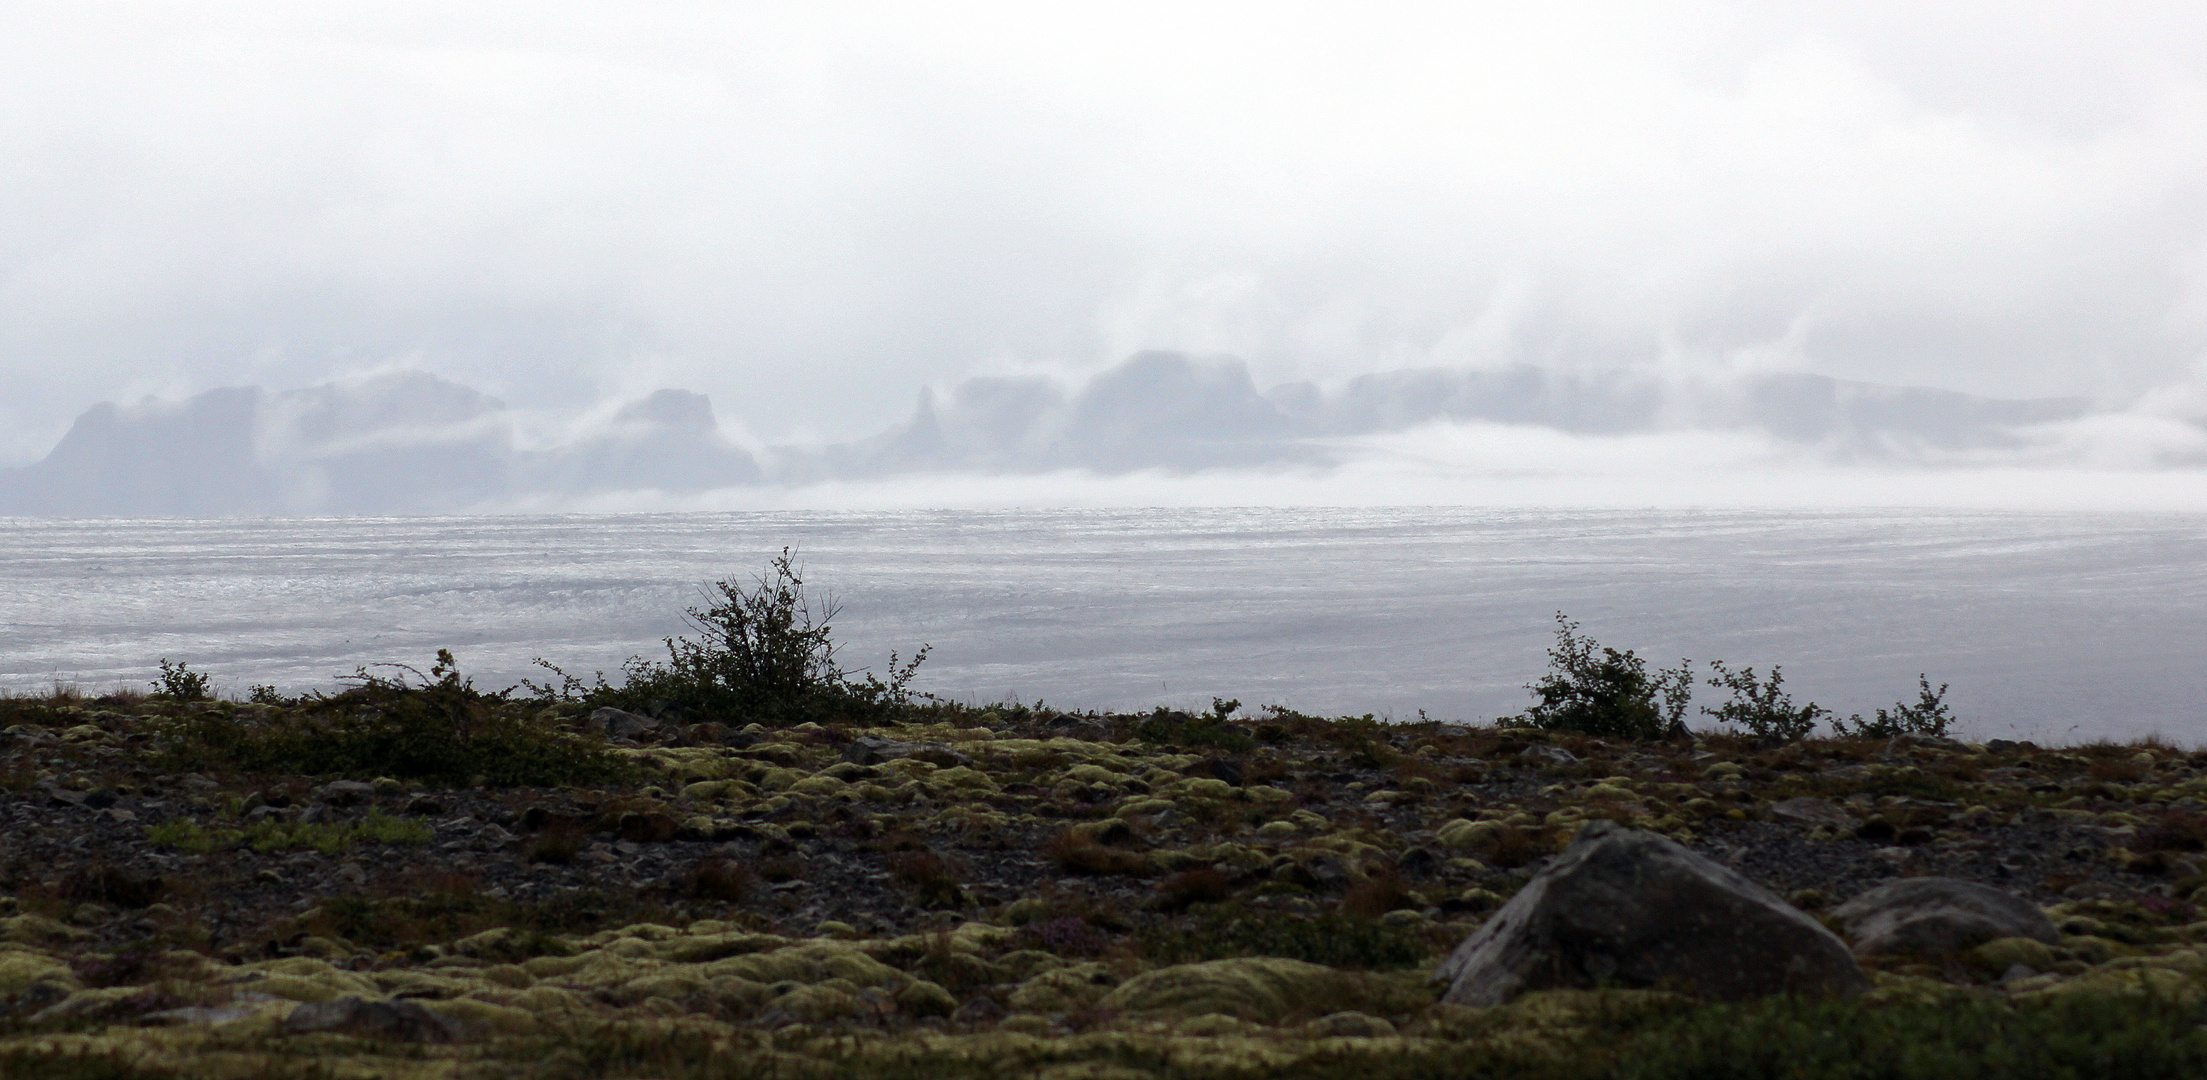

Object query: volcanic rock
[588,707,658,740]
[1768,797,1855,829]
[1435,821,1868,1005]
[317,780,376,806]
[843,735,971,767]
[283,996,465,1043]
[1831,877,2058,957]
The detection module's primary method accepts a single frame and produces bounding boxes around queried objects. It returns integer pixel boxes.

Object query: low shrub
[1341,868,1419,920]
[58,865,165,909]
[151,659,210,703]
[1481,822,1548,869]
[145,812,432,855]
[161,650,626,788]
[1138,907,1434,969]
[526,822,588,864]
[0,1046,214,1080]
[1833,674,1957,739]
[1152,866,1234,912]
[1045,828,1151,877]
[2136,810,2207,853]
[1012,916,1115,958]
[303,880,659,954]
[888,851,967,908]
[541,548,930,728]
[1132,698,1257,753]
[681,858,755,903]
[1614,982,2207,1080]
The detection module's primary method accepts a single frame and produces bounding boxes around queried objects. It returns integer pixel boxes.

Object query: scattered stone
[1519,744,1579,767]
[589,707,659,740]
[1768,797,1855,829]
[949,995,1007,1026]
[1436,821,1869,1006]
[843,735,972,767]
[319,780,377,805]
[283,996,465,1043]
[1832,877,2059,957]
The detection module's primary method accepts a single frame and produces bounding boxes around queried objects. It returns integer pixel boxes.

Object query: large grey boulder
[1768,797,1855,829]
[588,706,659,740]
[284,996,464,1042]
[1436,821,1869,1005]
[843,735,972,767]
[317,779,377,806]
[1832,877,2057,957]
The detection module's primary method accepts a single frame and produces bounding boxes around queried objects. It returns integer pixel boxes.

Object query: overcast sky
[5,1,2206,470]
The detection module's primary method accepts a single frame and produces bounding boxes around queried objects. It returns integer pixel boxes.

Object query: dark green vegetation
[1137,906,1437,969]
[507,986,2207,1079]
[1521,613,1952,744]
[144,811,432,855]
[13,984,2196,1080]
[159,650,627,788]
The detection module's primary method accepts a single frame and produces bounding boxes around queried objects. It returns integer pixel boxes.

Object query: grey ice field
[4,507,2203,745]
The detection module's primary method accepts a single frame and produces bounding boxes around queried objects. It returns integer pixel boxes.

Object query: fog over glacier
[2,2,2206,513]
[0,351,2175,515]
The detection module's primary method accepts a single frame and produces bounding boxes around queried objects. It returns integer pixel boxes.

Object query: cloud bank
[17,351,2207,515]
[2,1,2206,491]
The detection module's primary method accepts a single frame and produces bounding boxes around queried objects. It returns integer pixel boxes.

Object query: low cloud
[11,351,2207,515]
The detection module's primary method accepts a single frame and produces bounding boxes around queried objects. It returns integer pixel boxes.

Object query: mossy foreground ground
[6,690,2207,1078]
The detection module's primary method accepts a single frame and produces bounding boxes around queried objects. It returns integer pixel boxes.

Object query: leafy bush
[1517,614,1693,740]
[545,548,929,728]
[1834,674,1956,739]
[151,659,210,702]
[161,650,626,788]
[1703,662,1827,742]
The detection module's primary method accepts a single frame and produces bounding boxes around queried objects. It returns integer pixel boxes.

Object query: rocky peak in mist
[785,352,2097,479]
[0,373,761,516]
[0,353,2107,516]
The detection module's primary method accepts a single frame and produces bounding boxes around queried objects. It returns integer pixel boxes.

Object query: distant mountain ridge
[781,351,2093,479]
[0,354,2099,515]
[0,372,762,516]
